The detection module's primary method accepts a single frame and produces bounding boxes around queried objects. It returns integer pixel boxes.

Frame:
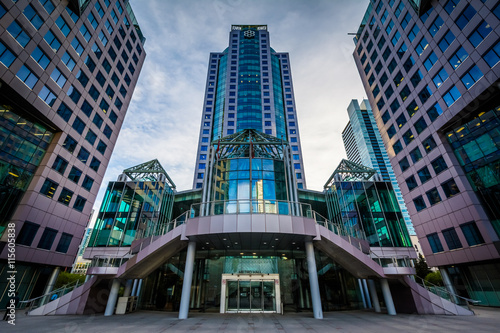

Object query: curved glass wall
[237,29,262,132]
[211,157,288,214]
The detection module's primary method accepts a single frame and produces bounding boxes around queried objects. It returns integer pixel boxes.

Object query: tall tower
[342,99,415,235]
[353,0,500,305]
[193,25,306,190]
[0,0,145,306]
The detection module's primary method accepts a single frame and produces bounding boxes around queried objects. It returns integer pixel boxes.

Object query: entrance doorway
[220,274,281,313]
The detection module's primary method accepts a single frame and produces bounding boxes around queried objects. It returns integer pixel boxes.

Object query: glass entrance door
[221,274,280,313]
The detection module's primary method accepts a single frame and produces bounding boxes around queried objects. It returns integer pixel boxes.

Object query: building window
[63,135,78,153]
[461,65,483,89]
[402,129,414,145]
[429,16,444,37]
[433,67,449,88]
[40,178,58,198]
[52,156,68,174]
[410,70,423,88]
[449,47,468,69]
[8,21,30,47]
[426,187,442,205]
[414,117,427,134]
[85,129,97,145]
[444,0,460,15]
[442,178,460,198]
[422,135,437,152]
[418,166,432,183]
[50,67,67,88]
[16,221,40,246]
[418,85,433,104]
[39,0,55,14]
[393,140,403,155]
[55,233,73,253]
[72,116,85,134]
[24,5,43,30]
[456,4,477,30]
[68,166,82,183]
[97,140,107,155]
[427,103,443,122]
[406,175,418,191]
[443,86,461,107]
[414,196,427,212]
[387,125,397,139]
[469,21,492,48]
[399,157,410,172]
[431,156,448,174]
[416,37,428,56]
[409,147,423,163]
[16,66,38,89]
[442,228,462,250]
[62,52,76,71]
[77,147,90,164]
[37,227,57,250]
[427,233,444,253]
[460,222,485,246]
[67,85,81,104]
[438,30,455,52]
[0,41,15,67]
[58,187,73,206]
[90,157,101,172]
[82,176,94,191]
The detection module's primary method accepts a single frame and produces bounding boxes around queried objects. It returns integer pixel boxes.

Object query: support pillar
[123,279,133,297]
[440,268,458,303]
[358,279,367,308]
[362,279,372,308]
[380,279,396,315]
[368,279,381,313]
[104,279,121,316]
[131,279,138,297]
[305,240,323,319]
[179,241,196,319]
[135,279,143,297]
[43,267,61,295]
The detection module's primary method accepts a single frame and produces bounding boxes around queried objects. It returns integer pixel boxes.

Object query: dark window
[82,176,94,191]
[57,102,73,122]
[77,147,90,164]
[406,175,418,191]
[85,129,97,145]
[68,166,82,183]
[73,195,86,212]
[90,157,101,172]
[52,156,68,174]
[100,99,110,113]
[96,71,106,87]
[427,103,443,122]
[414,117,427,134]
[400,85,411,101]
[402,129,414,145]
[103,125,112,139]
[37,227,57,250]
[8,21,30,47]
[85,56,96,72]
[393,140,403,155]
[422,135,437,152]
[442,178,460,198]
[67,86,81,104]
[442,228,462,250]
[410,70,423,88]
[418,85,433,104]
[109,111,118,124]
[399,157,410,172]
[396,113,407,128]
[409,147,423,163]
[444,0,460,15]
[55,233,73,253]
[414,196,427,212]
[57,187,73,206]
[390,99,400,113]
[469,21,492,48]
[387,125,397,138]
[77,70,89,88]
[431,156,448,174]
[460,222,485,246]
[17,221,40,246]
[426,187,442,205]
[97,140,107,155]
[427,233,444,253]
[81,100,93,118]
[72,116,85,134]
[93,113,104,128]
[40,178,58,198]
[382,111,391,124]
[456,4,477,30]
[89,85,99,102]
[63,135,78,153]
[418,166,432,183]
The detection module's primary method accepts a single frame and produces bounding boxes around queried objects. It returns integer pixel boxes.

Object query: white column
[380,279,396,315]
[123,279,133,297]
[43,267,61,295]
[358,279,367,308]
[362,279,372,308]
[440,268,458,303]
[368,279,381,313]
[135,279,143,297]
[104,279,121,316]
[179,241,196,319]
[305,240,323,319]
[131,279,138,296]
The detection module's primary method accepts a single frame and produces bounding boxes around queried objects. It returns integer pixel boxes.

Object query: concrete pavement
[2,306,499,333]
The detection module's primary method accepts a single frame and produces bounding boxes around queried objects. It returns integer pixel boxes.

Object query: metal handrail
[413,275,480,311]
[369,250,414,268]
[19,279,83,314]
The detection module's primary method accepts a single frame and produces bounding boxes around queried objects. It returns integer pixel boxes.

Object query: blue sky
[92,0,370,214]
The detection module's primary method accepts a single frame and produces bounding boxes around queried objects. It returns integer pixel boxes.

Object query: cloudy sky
[93,0,371,213]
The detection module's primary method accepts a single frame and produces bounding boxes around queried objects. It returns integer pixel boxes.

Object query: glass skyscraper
[193,25,306,190]
[342,99,415,235]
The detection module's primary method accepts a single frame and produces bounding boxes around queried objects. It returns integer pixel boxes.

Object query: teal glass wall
[271,53,286,140]
[237,28,262,132]
[446,105,500,237]
[89,179,170,247]
[211,157,288,213]
[212,51,227,142]
[0,105,53,237]
[326,180,411,247]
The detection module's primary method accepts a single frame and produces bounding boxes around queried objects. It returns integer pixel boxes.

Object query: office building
[352,0,500,305]
[26,25,478,319]
[0,0,145,308]
[343,99,415,235]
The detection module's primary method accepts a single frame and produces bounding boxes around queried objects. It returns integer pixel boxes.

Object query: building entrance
[220,274,281,313]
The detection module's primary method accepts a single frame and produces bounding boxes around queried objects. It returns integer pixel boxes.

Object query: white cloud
[93,0,370,211]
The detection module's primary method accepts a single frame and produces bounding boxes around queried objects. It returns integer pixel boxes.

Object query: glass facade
[446,105,500,238]
[0,105,53,237]
[325,180,411,247]
[88,179,174,247]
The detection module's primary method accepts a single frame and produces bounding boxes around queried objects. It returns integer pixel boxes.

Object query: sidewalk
[2,306,499,333]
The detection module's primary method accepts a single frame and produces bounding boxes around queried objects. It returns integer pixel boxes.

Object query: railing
[311,210,367,241]
[413,275,480,311]
[19,279,83,314]
[89,254,131,269]
[189,199,313,218]
[135,211,189,239]
[370,251,414,268]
